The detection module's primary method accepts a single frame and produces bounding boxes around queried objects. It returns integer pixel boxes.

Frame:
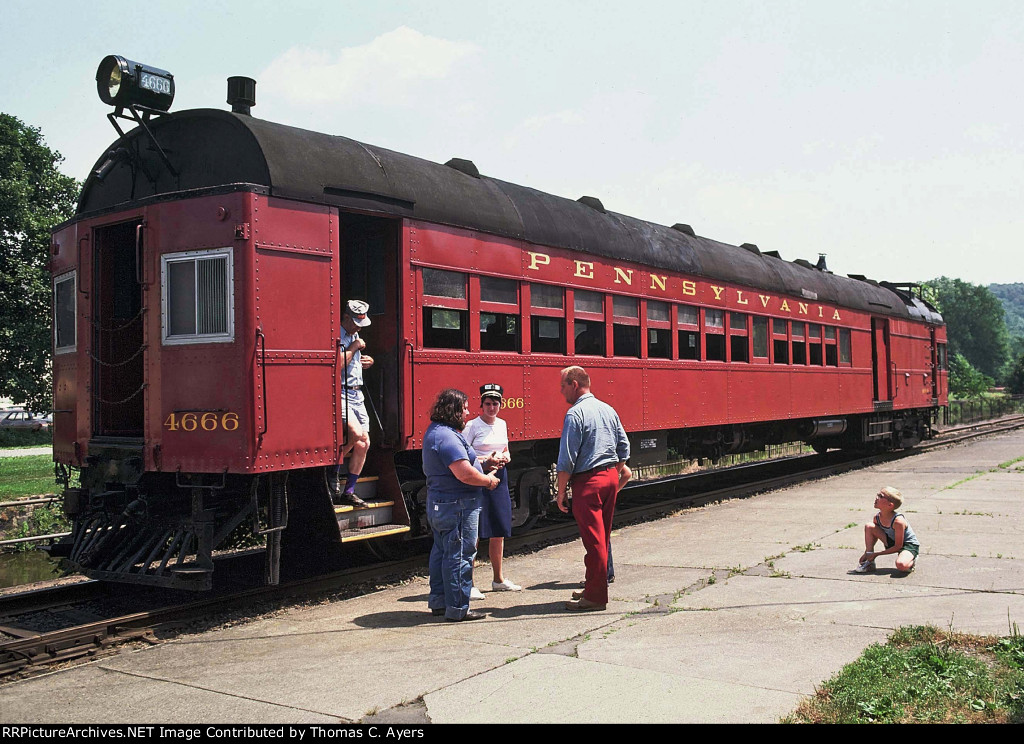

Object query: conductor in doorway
[330,300,374,507]
[555,366,630,611]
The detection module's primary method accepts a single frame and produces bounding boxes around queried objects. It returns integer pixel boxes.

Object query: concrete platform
[2,429,1022,724]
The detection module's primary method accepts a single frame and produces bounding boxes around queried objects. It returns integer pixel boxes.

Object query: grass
[783,624,1024,723]
[0,454,59,502]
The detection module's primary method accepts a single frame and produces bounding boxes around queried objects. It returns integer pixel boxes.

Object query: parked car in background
[0,408,52,431]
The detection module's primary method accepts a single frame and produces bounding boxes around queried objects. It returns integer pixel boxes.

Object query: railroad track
[2,413,1022,680]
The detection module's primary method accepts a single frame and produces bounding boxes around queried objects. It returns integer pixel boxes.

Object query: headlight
[96,55,175,112]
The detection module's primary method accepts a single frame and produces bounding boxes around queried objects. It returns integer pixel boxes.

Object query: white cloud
[259,26,480,107]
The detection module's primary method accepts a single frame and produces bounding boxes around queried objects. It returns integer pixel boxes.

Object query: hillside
[989,283,1024,338]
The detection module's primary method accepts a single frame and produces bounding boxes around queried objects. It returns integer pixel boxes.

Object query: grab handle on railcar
[77,235,89,296]
[256,327,268,438]
[891,361,898,399]
[135,223,147,285]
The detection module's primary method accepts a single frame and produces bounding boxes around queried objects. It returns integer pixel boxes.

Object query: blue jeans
[427,492,481,620]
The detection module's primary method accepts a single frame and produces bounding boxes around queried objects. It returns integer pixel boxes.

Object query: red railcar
[49,67,946,589]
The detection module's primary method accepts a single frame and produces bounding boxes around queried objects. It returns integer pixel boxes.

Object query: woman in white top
[462,383,521,592]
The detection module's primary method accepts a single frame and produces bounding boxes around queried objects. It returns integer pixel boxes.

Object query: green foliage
[9,502,70,551]
[1008,353,1024,396]
[0,427,51,447]
[989,283,1024,339]
[785,625,1024,723]
[948,353,993,399]
[924,277,1011,382]
[0,114,80,411]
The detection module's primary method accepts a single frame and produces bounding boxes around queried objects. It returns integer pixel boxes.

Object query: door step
[340,524,411,543]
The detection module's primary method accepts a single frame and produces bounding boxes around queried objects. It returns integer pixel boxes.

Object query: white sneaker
[491,578,522,592]
[851,560,876,574]
[470,587,485,600]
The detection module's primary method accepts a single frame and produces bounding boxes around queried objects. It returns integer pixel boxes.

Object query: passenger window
[824,326,838,366]
[612,295,640,358]
[423,308,468,349]
[772,318,788,364]
[752,316,768,359]
[791,322,807,365]
[839,328,852,365]
[422,268,466,299]
[480,313,518,352]
[529,283,564,354]
[729,312,749,363]
[422,268,468,349]
[705,308,726,362]
[808,324,823,365]
[480,276,519,352]
[647,300,671,359]
[678,304,700,360]
[574,290,605,356]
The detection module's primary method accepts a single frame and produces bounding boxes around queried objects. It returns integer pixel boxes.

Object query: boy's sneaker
[491,579,522,592]
[852,560,876,574]
[469,587,485,600]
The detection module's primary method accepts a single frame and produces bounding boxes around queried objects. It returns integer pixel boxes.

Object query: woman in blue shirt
[424,389,501,621]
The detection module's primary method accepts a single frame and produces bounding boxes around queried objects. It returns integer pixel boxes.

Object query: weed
[706,574,716,585]
[10,503,70,550]
[792,542,821,553]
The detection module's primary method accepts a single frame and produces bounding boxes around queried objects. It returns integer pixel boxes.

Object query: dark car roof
[76,109,941,323]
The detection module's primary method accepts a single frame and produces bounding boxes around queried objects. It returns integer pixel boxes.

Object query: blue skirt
[479,467,512,539]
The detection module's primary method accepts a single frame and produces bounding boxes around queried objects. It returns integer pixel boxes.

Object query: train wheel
[511,469,547,534]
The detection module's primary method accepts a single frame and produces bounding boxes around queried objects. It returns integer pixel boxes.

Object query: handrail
[256,328,268,438]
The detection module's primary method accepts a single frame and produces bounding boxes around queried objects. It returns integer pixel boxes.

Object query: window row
[420,268,853,366]
[53,248,235,355]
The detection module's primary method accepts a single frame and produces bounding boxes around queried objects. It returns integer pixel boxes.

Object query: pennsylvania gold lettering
[522,251,842,320]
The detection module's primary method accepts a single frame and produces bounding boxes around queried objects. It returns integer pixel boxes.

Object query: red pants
[570,467,619,604]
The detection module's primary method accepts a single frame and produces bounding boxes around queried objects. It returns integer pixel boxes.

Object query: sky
[3,0,1022,287]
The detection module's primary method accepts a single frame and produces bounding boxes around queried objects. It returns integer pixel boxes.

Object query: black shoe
[447,610,486,622]
[431,608,446,617]
[335,491,368,508]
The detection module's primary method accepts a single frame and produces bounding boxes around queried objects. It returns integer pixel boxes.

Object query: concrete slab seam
[93,665,353,722]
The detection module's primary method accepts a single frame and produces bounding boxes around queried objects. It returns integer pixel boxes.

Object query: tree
[0,114,79,411]
[948,353,992,400]
[1008,353,1024,396]
[923,277,1010,382]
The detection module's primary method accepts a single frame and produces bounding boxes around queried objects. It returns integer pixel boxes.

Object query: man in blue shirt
[555,365,630,611]
[330,300,374,507]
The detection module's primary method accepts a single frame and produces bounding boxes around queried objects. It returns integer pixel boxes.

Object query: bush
[949,354,992,399]
[0,428,52,447]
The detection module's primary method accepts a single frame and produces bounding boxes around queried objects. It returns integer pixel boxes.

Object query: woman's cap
[480,383,503,400]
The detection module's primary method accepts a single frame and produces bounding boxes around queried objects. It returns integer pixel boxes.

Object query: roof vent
[815,253,829,271]
[847,273,867,281]
[794,258,814,269]
[227,76,256,116]
[763,250,781,259]
[577,195,605,213]
[671,223,695,236]
[445,158,480,178]
[740,242,760,256]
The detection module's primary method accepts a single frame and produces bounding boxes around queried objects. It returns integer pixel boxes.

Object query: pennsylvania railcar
[48,58,947,589]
